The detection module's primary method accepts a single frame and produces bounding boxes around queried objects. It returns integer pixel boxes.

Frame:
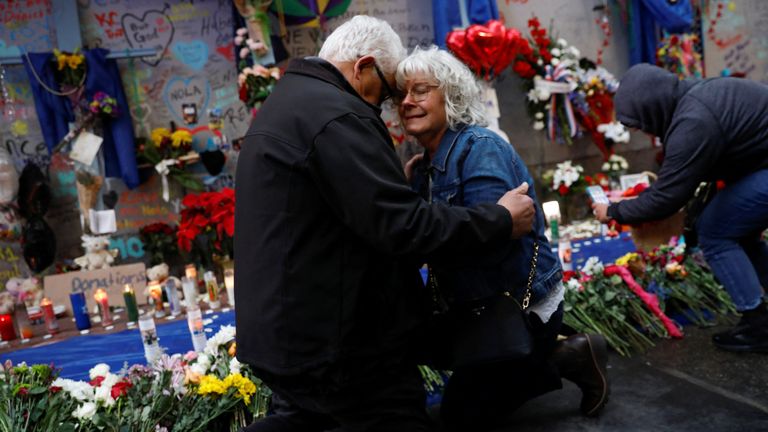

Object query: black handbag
[431,243,540,368]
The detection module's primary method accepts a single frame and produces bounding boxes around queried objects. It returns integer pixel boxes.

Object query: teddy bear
[74,235,119,271]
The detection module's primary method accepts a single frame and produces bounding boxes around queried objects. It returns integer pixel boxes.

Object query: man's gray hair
[318,15,406,75]
[396,45,489,129]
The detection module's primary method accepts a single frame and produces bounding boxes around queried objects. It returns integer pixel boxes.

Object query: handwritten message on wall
[703,0,768,82]
[78,0,251,143]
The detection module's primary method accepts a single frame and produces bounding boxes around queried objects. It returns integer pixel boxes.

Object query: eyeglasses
[391,84,439,105]
[373,63,393,104]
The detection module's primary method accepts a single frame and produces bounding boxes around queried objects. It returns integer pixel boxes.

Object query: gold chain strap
[521,242,539,310]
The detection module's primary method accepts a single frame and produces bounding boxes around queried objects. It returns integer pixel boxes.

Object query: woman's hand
[404,153,424,183]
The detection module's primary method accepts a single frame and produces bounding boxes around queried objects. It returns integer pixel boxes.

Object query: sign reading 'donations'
[44,263,147,316]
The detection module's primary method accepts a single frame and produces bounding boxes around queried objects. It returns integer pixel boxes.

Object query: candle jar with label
[203,271,220,309]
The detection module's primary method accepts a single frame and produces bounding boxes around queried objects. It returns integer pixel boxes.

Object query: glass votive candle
[138,314,162,364]
[224,268,235,307]
[93,288,113,327]
[69,292,91,331]
[123,284,139,323]
[40,297,59,334]
[164,279,182,316]
[203,271,220,309]
[148,280,165,318]
[0,313,16,341]
[181,276,198,310]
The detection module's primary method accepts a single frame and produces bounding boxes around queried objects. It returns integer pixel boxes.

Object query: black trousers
[440,305,565,432]
[241,359,435,432]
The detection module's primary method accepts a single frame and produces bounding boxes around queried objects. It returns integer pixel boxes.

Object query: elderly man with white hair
[235,15,536,431]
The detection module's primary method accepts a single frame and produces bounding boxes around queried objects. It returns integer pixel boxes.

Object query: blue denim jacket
[412,125,562,305]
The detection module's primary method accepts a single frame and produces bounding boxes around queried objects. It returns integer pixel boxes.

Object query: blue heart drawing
[162,76,210,124]
[172,40,209,71]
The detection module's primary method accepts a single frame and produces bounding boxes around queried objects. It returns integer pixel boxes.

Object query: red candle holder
[0,313,15,341]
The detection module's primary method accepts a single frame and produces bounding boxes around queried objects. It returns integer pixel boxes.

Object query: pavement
[492,322,768,431]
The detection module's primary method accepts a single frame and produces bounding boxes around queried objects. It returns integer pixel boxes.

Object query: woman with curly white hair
[396,46,610,430]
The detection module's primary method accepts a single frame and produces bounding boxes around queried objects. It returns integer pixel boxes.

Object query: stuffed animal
[146,263,169,283]
[74,235,119,271]
[4,277,43,308]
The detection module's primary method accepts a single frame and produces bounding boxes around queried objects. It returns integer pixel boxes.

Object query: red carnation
[89,376,105,387]
[528,17,540,29]
[513,61,536,79]
[558,183,570,196]
[111,381,132,399]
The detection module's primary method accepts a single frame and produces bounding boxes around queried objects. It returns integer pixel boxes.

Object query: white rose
[566,279,581,291]
[89,363,110,380]
[535,112,544,120]
[94,385,115,407]
[569,47,581,58]
[537,59,543,66]
[537,88,551,101]
[557,38,568,47]
[601,162,610,171]
[533,121,545,131]
[550,58,560,66]
[551,48,561,57]
[73,402,97,420]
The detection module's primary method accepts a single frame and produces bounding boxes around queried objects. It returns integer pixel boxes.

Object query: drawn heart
[216,45,235,62]
[121,9,175,66]
[172,40,209,71]
[162,76,210,124]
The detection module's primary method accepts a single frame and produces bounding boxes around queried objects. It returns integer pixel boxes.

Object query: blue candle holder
[69,292,91,331]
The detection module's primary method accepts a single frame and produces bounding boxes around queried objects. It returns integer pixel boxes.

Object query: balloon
[446,20,524,79]
[22,217,56,273]
[17,163,51,219]
[199,150,226,176]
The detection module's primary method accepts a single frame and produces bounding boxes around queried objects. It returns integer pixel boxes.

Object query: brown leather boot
[550,333,610,417]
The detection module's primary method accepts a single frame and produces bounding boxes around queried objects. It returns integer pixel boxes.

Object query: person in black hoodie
[235,15,537,432]
[593,63,768,353]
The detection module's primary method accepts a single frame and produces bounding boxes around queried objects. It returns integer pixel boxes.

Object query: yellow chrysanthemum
[223,373,257,405]
[56,53,68,71]
[67,54,84,69]
[197,374,227,396]
[615,252,639,267]
[171,130,193,148]
[150,128,171,146]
